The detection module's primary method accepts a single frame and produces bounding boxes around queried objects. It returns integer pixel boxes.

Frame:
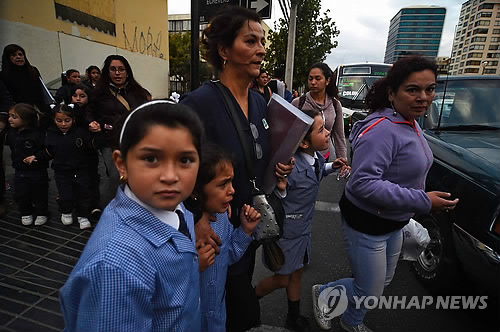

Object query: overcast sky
[168,0,462,70]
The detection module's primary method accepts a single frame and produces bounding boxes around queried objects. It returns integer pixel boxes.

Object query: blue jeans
[320,216,402,326]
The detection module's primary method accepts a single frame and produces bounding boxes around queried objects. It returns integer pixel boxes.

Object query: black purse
[215,81,285,271]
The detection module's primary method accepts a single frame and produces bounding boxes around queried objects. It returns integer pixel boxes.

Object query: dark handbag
[214,82,284,246]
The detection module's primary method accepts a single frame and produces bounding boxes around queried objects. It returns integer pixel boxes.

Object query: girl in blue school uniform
[255,109,350,332]
[189,143,261,332]
[59,100,203,332]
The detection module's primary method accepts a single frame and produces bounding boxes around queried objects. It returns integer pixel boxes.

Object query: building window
[468,52,483,58]
[462,54,467,60]
[495,20,500,26]
[458,69,463,74]
[484,68,497,74]
[464,68,480,73]
[493,29,500,34]
[466,60,481,65]
[458,50,462,55]
[465,38,470,44]
[475,20,490,26]
[460,62,465,67]
[471,36,487,42]
[487,52,500,58]
[464,46,469,52]
[486,60,499,65]
[489,44,500,50]
[478,3,494,10]
[469,44,485,50]
[491,37,500,42]
[473,28,489,34]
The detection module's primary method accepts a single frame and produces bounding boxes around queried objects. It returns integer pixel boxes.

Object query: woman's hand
[274,157,295,189]
[89,121,101,132]
[427,191,459,212]
[239,204,261,235]
[196,241,215,272]
[23,155,37,165]
[194,214,222,254]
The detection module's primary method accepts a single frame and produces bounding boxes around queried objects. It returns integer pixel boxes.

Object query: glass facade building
[449,0,500,75]
[384,6,446,64]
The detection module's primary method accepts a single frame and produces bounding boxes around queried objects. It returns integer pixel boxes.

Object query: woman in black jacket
[89,54,149,206]
[0,44,46,112]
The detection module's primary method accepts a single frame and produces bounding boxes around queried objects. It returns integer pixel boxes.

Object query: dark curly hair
[365,56,437,113]
[1,44,39,80]
[201,6,261,72]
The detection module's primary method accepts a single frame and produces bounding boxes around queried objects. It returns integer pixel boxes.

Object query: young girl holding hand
[59,100,203,331]
[190,143,261,332]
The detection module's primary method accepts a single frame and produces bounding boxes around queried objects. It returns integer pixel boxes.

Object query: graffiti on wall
[123,24,163,59]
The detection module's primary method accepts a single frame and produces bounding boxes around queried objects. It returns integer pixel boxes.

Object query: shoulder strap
[214,81,256,182]
[298,94,307,110]
[109,88,131,111]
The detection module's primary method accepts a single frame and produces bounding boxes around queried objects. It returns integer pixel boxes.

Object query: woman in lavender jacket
[311,56,459,332]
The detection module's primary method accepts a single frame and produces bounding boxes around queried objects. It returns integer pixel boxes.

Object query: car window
[426,79,500,130]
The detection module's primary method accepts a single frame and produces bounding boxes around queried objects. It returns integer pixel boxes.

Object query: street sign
[199,0,271,23]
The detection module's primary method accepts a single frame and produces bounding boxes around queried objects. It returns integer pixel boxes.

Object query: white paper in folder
[262,94,313,194]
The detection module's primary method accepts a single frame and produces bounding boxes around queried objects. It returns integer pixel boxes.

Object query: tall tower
[384,6,446,64]
[449,0,500,75]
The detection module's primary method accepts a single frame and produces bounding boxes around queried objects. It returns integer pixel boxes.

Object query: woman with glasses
[292,62,347,161]
[181,6,293,331]
[0,44,46,112]
[89,55,149,207]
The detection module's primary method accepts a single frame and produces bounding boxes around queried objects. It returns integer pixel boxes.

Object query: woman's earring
[391,102,397,116]
[223,59,227,67]
[119,175,127,183]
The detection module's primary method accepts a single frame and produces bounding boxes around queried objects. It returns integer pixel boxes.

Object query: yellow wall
[0,0,168,60]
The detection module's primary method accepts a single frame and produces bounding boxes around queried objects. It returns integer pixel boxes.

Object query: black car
[411,75,500,295]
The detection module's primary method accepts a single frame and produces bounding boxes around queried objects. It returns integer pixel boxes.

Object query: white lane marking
[315,201,340,213]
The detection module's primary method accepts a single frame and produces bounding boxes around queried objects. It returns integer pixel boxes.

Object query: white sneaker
[77,217,91,230]
[21,215,33,226]
[61,213,73,225]
[312,284,332,330]
[34,216,48,226]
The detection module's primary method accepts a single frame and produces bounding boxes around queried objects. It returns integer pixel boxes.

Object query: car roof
[437,75,500,81]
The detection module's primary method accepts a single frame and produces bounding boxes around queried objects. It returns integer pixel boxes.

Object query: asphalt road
[253,168,499,332]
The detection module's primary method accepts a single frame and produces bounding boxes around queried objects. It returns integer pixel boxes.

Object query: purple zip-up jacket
[345,108,433,222]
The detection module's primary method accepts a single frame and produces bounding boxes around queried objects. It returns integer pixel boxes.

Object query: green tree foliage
[169,31,213,94]
[265,0,340,90]
[169,31,191,93]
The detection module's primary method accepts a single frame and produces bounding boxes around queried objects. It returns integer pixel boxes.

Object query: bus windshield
[335,63,391,110]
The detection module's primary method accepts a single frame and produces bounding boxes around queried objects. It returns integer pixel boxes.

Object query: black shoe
[285,314,310,332]
[90,208,102,222]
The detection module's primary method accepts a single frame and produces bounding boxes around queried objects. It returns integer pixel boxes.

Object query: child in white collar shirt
[255,108,350,331]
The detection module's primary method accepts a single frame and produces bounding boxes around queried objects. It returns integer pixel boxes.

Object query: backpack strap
[298,94,307,110]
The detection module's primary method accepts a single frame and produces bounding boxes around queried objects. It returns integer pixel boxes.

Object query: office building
[384,6,446,64]
[449,0,500,75]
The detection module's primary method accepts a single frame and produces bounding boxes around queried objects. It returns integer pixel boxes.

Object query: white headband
[119,99,177,145]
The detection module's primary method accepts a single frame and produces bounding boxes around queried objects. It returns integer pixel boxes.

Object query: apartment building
[449,0,500,75]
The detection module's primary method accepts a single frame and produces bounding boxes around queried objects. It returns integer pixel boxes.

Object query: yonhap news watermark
[318,286,489,320]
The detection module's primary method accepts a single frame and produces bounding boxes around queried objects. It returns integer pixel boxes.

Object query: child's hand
[196,241,215,272]
[332,157,348,169]
[337,164,351,180]
[276,176,287,192]
[23,155,37,165]
[89,121,101,132]
[240,204,261,235]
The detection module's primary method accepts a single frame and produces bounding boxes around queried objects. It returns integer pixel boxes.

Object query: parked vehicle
[411,75,500,295]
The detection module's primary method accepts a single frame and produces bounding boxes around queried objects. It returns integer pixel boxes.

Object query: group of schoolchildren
[54,92,350,331]
[3,67,102,229]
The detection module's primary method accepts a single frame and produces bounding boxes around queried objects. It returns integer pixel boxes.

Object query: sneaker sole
[312,285,331,330]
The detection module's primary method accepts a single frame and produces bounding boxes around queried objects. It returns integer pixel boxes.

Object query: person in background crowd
[59,100,203,331]
[70,84,102,220]
[83,65,101,89]
[6,103,49,226]
[0,44,46,112]
[0,80,14,216]
[181,6,294,331]
[284,82,293,103]
[292,89,299,99]
[44,104,101,229]
[311,56,459,332]
[267,67,286,98]
[89,54,149,207]
[292,63,347,161]
[251,69,272,103]
[55,69,81,105]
